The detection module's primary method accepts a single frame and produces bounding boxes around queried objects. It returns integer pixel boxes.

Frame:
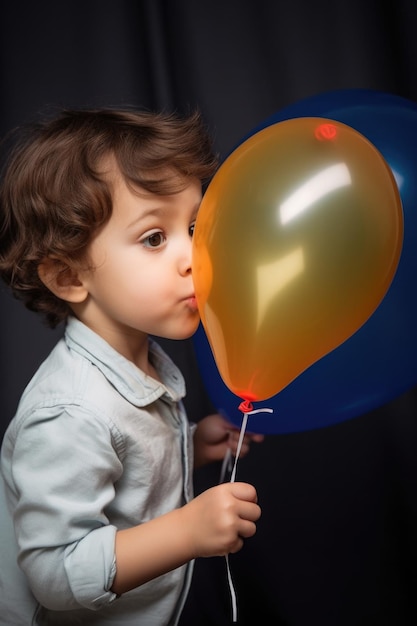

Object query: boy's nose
[178,238,192,276]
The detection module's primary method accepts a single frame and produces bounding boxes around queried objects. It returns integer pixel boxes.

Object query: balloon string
[225,554,238,622]
[219,447,233,484]
[221,404,273,623]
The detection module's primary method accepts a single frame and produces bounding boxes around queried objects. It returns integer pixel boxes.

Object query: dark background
[1,1,417,624]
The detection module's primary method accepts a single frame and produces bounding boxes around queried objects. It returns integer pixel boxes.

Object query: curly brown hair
[0,107,218,328]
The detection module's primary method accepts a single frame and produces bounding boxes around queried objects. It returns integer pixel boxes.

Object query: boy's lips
[185,295,198,310]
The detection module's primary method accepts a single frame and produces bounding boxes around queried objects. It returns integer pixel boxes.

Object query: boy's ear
[38,257,89,303]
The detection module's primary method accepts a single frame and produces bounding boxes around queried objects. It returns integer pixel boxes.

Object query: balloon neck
[239,399,254,413]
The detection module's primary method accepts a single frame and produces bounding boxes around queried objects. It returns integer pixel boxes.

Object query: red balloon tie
[238,399,253,413]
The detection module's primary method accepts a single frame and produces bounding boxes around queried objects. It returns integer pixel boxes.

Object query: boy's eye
[142,231,166,248]
[189,222,196,237]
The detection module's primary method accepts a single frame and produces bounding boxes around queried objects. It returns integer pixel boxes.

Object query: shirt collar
[64,317,186,407]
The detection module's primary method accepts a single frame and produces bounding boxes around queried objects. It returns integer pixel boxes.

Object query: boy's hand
[112,481,260,594]
[181,482,261,557]
[193,413,264,468]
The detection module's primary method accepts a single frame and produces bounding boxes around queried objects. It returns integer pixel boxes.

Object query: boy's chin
[156,320,201,342]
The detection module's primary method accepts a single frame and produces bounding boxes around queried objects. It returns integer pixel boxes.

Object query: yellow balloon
[192,118,403,403]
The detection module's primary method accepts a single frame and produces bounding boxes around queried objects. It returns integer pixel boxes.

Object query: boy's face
[75,168,202,353]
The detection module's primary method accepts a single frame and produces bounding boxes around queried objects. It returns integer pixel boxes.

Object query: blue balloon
[193,89,417,434]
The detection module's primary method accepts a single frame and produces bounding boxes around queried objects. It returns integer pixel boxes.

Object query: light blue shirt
[0,317,195,625]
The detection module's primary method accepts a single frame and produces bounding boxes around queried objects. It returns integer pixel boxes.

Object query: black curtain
[1,2,417,624]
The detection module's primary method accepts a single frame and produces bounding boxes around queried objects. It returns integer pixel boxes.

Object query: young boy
[0,108,262,625]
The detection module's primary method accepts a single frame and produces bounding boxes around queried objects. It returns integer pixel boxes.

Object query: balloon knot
[239,399,254,413]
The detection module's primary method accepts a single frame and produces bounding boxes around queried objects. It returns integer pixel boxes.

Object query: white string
[221,406,273,623]
[219,447,233,484]
[225,554,237,622]
[229,413,249,484]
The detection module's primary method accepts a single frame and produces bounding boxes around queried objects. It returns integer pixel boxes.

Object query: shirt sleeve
[9,404,123,611]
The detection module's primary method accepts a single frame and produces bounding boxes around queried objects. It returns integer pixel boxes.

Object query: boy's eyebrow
[126,207,167,229]
[127,201,201,229]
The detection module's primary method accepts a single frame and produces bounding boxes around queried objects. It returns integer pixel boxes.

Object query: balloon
[192,117,403,410]
[192,90,417,434]
[244,89,417,140]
